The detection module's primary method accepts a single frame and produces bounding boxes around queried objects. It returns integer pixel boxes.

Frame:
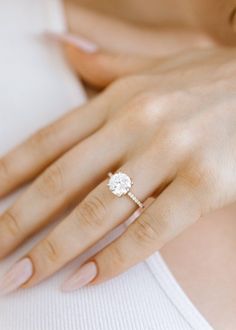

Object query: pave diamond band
[127,191,144,208]
[107,172,144,208]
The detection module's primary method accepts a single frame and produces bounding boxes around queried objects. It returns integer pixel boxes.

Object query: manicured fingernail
[44,32,98,53]
[61,261,97,292]
[0,258,33,295]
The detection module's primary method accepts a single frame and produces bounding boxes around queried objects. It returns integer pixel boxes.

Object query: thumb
[45,32,158,88]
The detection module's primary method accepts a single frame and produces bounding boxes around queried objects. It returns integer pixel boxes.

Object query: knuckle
[28,126,54,149]
[127,92,156,114]
[157,90,190,111]
[106,244,127,269]
[132,212,159,245]
[39,238,59,264]
[178,170,205,212]
[154,209,173,240]
[27,125,58,157]
[121,92,161,130]
[156,122,191,152]
[179,165,207,191]
[121,92,186,131]
[149,93,172,112]
[159,123,179,142]
[2,210,22,238]
[36,163,65,198]
[0,158,11,182]
[107,76,139,94]
[174,125,194,151]
[75,195,107,229]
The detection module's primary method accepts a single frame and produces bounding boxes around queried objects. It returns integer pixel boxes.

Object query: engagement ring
[107,172,144,208]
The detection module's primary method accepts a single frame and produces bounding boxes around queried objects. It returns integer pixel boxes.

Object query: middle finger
[0,124,125,258]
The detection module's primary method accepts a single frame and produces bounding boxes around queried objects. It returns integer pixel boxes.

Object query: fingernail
[0,258,33,295]
[61,261,97,292]
[44,32,98,53]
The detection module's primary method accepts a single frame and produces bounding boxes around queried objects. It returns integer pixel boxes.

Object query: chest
[75,0,236,44]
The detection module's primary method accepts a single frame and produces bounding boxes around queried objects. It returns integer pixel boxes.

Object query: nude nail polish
[0,258,33,295]
[45,32,98,53]
[61,262,97,292]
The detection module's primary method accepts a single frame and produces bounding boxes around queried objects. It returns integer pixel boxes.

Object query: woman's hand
[0,46,236,294]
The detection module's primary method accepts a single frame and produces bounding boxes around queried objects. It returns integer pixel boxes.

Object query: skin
[0,2,236,329]
[66,0,236,45]
[161,205,236,329]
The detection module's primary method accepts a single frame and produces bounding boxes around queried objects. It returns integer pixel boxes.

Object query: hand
[0,45,235,294]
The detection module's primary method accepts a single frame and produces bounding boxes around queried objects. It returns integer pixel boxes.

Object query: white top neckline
[146,253,213,329]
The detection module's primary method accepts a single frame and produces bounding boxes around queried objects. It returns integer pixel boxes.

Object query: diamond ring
[107,172,144,208]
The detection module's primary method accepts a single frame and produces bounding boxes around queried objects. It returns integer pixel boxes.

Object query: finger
[64,43,157,88]
[20,144,178,288]
[0,122,124,258]
[0,96,107,197]
[78,176,203,287]
[46,32,158,88]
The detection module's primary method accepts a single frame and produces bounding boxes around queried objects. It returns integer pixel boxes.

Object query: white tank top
[0,1,213,329]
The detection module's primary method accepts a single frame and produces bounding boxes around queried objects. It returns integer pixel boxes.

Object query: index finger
[0,96,107,197]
